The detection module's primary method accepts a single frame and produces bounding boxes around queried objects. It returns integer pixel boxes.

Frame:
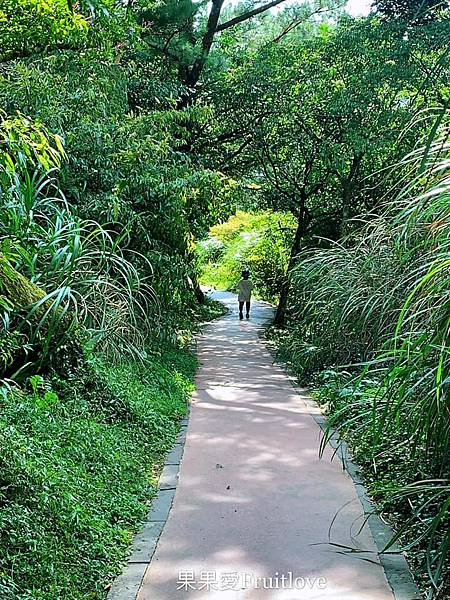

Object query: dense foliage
[1,0,450,597]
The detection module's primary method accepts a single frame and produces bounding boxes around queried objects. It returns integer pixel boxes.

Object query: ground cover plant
[0,345,195,600]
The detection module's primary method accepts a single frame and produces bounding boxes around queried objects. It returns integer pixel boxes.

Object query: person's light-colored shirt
[237,279,253,302]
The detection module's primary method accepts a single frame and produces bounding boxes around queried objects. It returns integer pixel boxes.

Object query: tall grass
[0,114,156,373]
[280,116,450,596]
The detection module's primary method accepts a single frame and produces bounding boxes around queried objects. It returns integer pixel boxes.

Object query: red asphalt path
[138,292,395,600]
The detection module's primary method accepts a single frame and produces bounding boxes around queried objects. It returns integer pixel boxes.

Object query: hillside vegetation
[2,0,450,598]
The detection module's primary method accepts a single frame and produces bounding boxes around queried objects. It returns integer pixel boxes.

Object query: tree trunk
[177,0,290,107]
[0,255,47,310]
[340,180,352,238]
[339,153,362,237]
[178,0,225,108]
[187,271,205,304]
[193,276,205,304]
[0,255,72,329]
[273,213,305,326]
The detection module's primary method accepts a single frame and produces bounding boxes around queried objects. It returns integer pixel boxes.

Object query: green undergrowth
[0,304,220,599]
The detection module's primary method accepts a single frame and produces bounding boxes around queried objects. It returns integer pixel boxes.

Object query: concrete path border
[107,415,189,600]
[108,294,421,600]
[264,341,422,600]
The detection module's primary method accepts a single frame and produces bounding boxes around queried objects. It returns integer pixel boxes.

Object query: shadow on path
[138,292,395,600]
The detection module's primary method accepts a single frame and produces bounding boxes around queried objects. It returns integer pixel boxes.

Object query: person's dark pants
[239,301,250,319]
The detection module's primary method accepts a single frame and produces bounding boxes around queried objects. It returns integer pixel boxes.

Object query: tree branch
[0,42,80,64]
[142,39,182,62]
[221,136,253,166]
[215,0,289,32]
[268,4,344,45]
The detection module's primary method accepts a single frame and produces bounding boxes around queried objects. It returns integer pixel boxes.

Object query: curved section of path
[138,292,395,600]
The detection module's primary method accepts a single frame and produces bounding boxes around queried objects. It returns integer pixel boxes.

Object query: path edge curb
[262,331,422,600]
[106,314,212,600]
[106,412,189,600]
[305,400,421,600]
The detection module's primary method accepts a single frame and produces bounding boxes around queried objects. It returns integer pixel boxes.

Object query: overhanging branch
[215,0,289,32]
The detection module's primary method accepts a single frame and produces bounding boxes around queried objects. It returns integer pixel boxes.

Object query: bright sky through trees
[346,0,372,14]
[262,0,372,16]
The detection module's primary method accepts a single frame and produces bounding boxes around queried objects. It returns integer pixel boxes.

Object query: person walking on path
[237,269,253,320]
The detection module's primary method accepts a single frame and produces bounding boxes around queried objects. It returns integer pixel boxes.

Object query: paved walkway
[138,292,395,600]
